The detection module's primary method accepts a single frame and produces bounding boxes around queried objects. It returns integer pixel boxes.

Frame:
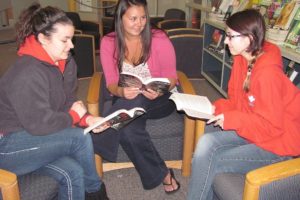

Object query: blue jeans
[0,128,102,200]
[187,130,290,200]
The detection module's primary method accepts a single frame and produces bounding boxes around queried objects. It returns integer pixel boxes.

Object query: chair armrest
[87,72,102,117]
[0,169,20,200]
[81,21,100,33]
[75,29,83,34]
[243,157,300,200]
[177,71,205,176]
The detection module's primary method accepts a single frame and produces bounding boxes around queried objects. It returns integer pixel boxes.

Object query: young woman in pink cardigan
[91,0,180,194]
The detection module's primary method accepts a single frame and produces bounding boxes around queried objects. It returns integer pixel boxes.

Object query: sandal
[163,168,181,194]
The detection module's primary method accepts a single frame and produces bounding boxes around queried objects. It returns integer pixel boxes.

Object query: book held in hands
[118,71,170,94]
[169,93,214,119]
[83,107,145,134]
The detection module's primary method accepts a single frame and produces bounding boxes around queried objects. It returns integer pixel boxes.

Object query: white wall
[11,0,36,23]
[39,0,68,11]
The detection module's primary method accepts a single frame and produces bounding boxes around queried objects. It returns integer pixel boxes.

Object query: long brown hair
[113,0,152,71]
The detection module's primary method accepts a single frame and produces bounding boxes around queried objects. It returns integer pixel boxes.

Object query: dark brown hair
[226,9,266,92]
[15,2,72,48]
[113,0,152,70]
[226,9,265,57]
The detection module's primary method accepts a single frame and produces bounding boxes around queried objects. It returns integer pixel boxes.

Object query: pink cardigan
[100,30,177,86]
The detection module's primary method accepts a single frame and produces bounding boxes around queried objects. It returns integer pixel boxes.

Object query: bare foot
[162,169,180,193]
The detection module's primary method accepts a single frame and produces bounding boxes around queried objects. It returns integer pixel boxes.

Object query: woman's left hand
[141,89,161,100]
[86,116,110,133]
[207,114,224,129]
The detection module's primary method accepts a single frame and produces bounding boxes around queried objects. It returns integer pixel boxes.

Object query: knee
[46,157,84,186]
[68,128,93,146]
[193,132,222,159]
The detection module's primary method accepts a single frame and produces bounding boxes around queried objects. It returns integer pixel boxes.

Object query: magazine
[169,93,214,119]
[83,107,145,134]
[118,71,171,94]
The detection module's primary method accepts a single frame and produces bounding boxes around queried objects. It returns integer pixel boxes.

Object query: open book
[118,71,171,94]
[83,107,145,134]
[169,93,214,119]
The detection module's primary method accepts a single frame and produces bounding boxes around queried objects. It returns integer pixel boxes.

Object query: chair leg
[94,154,103,177]
[181,116,196,177]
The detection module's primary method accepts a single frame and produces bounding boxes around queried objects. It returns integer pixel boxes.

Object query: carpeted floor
[104,168,189,200]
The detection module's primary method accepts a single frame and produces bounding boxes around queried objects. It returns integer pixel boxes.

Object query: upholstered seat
[211,158,300,200]
[0,155,103,200]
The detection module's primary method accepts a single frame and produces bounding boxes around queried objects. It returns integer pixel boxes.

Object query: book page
[169,93,214,119]
[119,72,170,94]
[83,107,145,134]
[119,73,143,88]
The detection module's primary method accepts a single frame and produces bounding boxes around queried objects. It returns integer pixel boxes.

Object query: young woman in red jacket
[188,9,300,200]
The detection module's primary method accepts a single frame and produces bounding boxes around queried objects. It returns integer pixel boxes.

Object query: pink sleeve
[100,34,119,86]
[150,31,177,79]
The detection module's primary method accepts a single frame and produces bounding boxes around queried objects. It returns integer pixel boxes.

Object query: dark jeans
[92,93,176,189]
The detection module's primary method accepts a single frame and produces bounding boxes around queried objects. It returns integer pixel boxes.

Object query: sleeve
[7,67,73,135]
[100,35,120,86]
[153,31,177,79]
[62,57,78,112]
[223,68,285,143]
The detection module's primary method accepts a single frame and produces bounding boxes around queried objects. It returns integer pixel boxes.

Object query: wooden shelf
[186,2,212,12]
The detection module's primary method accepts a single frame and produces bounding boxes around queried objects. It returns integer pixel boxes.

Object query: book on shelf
[118,71,170,94]
[83,107,145,134]
[169,93,214,119]
[273,1,300,30]
[285,61,299,82]
[208,29,224,55]
[284,7,300,51]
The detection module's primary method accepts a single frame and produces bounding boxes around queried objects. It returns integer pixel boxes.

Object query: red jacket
[214,42,300,156]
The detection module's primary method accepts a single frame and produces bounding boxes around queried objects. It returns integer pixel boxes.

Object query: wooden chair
[86,71,206,177]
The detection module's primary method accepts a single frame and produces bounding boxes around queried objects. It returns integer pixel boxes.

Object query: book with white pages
[169,93,214,119]
[83,107,145,134]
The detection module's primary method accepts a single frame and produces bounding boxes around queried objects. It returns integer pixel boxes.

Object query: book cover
[284,7,300,50]
[83,107,145,134]
[285,61,299,82]
[274,1,300,30]
[169,93,214,119]
[118,72,171,94]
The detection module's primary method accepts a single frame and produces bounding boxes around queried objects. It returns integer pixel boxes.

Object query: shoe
[85,182,109,200]
[162,168,181,194]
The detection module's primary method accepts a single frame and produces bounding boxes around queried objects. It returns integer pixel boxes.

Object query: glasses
[225,33,244,40]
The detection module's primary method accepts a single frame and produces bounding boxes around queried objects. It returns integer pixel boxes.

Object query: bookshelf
[202,19,300,97]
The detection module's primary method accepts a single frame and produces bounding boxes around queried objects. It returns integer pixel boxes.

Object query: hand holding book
[169,93,214,119]
[83,107,145,134]
[119,72,171,94]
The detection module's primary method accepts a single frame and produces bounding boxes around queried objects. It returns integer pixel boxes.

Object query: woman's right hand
[70,101,87,118]
[122,87,140,99]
